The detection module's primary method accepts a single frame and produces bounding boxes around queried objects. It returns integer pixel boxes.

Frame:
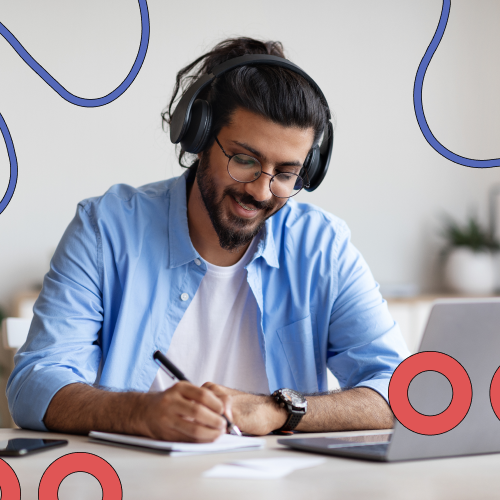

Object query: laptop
[278,298,500,461]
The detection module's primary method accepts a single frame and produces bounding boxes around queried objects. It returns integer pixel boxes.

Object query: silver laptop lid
[387,298,500,461]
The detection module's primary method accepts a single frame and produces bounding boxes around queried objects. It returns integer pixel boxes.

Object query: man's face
[196,108,315,251]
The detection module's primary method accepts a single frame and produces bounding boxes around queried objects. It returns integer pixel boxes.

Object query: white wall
[0,0,499,311]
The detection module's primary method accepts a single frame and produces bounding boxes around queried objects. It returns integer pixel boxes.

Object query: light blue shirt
[7,170,409,430]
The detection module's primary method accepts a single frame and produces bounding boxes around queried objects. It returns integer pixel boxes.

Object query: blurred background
[0,0,500,421]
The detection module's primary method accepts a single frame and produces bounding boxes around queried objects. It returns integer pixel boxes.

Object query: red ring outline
[490,366,500,420]
[38,452,122,500]
[0,458,21,500]
[389,351,472,435]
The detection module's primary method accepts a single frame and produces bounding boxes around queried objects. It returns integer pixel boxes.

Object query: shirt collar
[254,218,279,269]
[167,169,280,269]
[167,170,199,269]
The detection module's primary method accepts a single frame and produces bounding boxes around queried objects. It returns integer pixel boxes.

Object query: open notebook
[89,431,265,456]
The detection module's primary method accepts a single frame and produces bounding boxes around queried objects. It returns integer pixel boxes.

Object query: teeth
[236,198,257,211]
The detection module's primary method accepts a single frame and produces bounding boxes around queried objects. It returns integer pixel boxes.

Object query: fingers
[174,395,226,431]
[150,410,224,444]
[143,382,230,443]
[143,382,242,442]
[220,394,233,421]
[171,415,225,443]
[203,381,242,397]
[201,382,234,422]
[177,381,226,414]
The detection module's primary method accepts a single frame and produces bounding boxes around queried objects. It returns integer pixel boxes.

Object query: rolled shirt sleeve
[327,223,410,402]
[7,202,104,430]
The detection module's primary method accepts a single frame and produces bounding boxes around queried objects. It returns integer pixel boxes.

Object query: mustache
[224,187,276,211]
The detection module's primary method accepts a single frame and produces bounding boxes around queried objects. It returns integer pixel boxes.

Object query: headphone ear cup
[180,99,212,154]
[305,123,334,192]
[301,146,320,189]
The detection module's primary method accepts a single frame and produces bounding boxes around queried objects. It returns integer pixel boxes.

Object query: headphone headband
[212,55,331,120]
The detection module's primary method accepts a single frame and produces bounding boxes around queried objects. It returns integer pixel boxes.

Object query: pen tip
[230,424,242,436]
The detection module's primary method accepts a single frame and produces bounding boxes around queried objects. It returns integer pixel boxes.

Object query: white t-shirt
[150,235,269,394]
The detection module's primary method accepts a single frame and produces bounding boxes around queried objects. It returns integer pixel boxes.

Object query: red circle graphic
[38,452,122,500]
[389,351,472,435]
[0,458,21,500]
[489,366,500,420]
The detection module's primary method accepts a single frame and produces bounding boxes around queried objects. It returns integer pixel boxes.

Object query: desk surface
[1,427,499,500]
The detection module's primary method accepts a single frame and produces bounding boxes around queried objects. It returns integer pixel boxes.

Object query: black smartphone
[0,438,68,457]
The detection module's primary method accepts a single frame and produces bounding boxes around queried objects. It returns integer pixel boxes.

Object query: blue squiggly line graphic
[414,0,500,168]
[0,0,150,214]
[0,114,17,214]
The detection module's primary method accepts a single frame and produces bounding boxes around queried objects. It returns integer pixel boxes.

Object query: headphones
[170,54,333,192]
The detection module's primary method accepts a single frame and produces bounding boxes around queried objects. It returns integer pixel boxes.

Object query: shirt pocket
[276,315,319,393]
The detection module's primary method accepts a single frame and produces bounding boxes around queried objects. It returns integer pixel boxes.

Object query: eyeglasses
[214,137,309,199]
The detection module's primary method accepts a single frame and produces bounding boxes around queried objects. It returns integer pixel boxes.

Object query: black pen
[153,350,242,436]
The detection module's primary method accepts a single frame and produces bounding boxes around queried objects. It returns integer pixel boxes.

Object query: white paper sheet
[203,456,326,479]
[89,431,264,456]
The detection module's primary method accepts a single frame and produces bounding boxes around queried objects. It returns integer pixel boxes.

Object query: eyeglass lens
[228,154,304,198]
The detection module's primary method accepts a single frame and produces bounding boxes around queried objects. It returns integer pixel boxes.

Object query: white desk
[1,427,500,499]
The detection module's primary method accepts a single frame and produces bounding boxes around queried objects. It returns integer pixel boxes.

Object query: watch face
[281,389,307,410]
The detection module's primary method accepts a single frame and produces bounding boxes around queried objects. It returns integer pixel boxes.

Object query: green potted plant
[441,214,499,295]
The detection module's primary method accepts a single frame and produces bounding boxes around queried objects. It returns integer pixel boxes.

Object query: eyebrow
[230,140,303,168]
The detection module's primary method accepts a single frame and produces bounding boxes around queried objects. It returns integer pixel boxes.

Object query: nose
[244,171,274,203]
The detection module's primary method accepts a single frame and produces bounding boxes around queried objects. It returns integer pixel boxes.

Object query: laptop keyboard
[331,443,389,457]
[278,436,391,461]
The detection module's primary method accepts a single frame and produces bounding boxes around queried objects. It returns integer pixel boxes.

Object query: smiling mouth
[234,197,258,211]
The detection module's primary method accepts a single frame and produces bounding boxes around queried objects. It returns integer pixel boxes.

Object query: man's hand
[202,382,287,435]
[138,381,230,442]
[44,381,232,443]
[203,383,394,434]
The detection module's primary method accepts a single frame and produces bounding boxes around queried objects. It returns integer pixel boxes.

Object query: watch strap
[278,411,304,432]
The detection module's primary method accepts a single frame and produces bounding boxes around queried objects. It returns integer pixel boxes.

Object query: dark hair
[162,37,329,168]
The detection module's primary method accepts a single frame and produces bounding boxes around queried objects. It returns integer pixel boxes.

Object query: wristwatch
[272,388,308,432]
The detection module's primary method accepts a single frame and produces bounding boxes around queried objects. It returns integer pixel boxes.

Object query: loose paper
[203,456,326,479]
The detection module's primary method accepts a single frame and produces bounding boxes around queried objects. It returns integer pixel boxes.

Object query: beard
[195,153,284,252]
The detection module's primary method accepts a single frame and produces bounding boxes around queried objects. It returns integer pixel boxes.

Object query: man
[7,38,409,443]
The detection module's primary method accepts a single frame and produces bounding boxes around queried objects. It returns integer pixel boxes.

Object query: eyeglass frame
[214,137,310,199]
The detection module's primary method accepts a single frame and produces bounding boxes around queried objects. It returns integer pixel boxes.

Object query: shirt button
[180,293,189,301]
[194,258,201,266]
